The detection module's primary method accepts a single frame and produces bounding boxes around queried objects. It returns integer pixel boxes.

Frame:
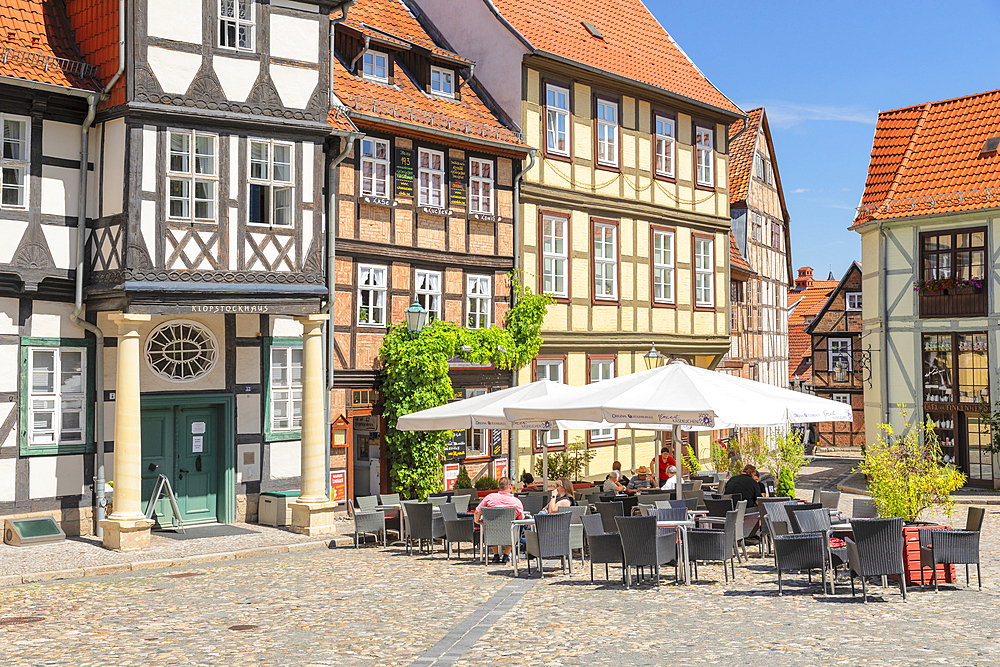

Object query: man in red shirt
[474,476,524,564]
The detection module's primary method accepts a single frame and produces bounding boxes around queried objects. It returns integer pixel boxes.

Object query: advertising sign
[330,470,347,504]
[444,464,460,491]
[394,147,415,198]
[444,429,467,462]
[490,429,503,459]
[494,458,508,481]
[448,157,467,209]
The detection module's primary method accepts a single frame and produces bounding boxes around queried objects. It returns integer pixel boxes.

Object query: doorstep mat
[154,524,259,540]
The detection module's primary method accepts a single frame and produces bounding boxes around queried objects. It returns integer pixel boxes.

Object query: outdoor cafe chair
[347,501,385,548]
[705,497,735,518]
[441,502,478,560]
[686,510,739,583]
[846,517,906,603]
[615,515,677,588]
[633,503,654,516]
[594,501,625,534]
[918,507,985,591]
[852,498,877,519]
[525,511,573,578]
[518,494,547,516]
[653,500,674,511]
[663,497,698,511]
[654,507,687,522]
[761,500,798,556]
[811,490,841,510]
[773,532,830,596]
[692,472,719,485]
[560,506,588,564]
[378,493,401,507]
[452,494,472,513]
[741,509,762,557]
[789,507,846,582]
[480,506,517,565]
[356,495,379,511]
[786,503,824,535]
[405,502,445,556]
[427,494,448,507]
[582,514,624,583]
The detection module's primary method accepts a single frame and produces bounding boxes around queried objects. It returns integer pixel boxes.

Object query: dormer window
[363,51,389,83]
[219,0,254,52]
[430,66,454,98]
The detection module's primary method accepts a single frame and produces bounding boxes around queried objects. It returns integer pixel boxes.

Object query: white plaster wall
[0,458,15,502]
[87,124,101,219]
[268,440,301,478]
[0,298,18,334]
[236,393,260,434]
[141,126,157,193]
[300,142,313,204]
[42,120,82,161]
[237,443,260,483]
[140,200,157,261]
[30,302,85,338]
[270,14,319,63]
[102,119,126,217]
[235,347,260,383]
[0,221,27,263]
[147,0,202,44]
[214,57,260,102]
[40,165,79,217]
[228,206,239,270]
[147,47,202,95]
[270,65,318,109]
[41,224,75,270]
[236,314,259,337]
[0,345,16,393]
[302,210,314,259]
[29,454,86,499]
[271,317,303,337]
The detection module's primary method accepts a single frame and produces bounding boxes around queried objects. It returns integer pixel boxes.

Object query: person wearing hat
[625,466,654,493]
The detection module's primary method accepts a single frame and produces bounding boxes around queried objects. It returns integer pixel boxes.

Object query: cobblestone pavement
[1,494,998,667]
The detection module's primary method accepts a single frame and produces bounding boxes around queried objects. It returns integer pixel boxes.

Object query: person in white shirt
[603,470,624,493]
[661,465,678,491]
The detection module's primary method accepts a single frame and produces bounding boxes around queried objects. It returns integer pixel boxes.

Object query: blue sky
[649,0,1000,281]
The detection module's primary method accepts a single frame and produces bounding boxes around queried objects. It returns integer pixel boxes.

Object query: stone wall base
[100,517,155,552]
[289,501,338,536]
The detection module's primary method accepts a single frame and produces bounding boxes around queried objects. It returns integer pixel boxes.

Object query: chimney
[794,267,814,290]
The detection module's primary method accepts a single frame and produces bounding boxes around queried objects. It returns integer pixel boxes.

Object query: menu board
[449,158,467,209]
[490,429,503,459]
[394,147,415,198]
[445,430,467,462]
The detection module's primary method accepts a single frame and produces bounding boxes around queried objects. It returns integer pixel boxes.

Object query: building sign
[445,430,467,462]
[447,357,494,370]
[190,304,270,314]
[444,464,460,491]
[360,195,398,208]
[394,147,414,198]
[471,213,500,223]
[494,458,507,481]
[449,158,467,210]
[418,205,453,216]
[490,429,502,459]
[330,470,347,503]
[353,415,379,433]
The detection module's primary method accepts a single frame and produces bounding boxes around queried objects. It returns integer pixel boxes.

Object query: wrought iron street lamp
[644,342,666,370]
[404,301,428,337]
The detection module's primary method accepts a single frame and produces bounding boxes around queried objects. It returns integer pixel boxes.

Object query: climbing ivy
[379,276,551,500]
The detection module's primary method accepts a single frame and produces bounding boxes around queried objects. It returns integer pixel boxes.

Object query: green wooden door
[174,406,220,524]
[140,408,176,526]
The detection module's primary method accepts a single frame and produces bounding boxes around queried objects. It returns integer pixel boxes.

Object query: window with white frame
[596,98,618,167]
[832,394,851,405]
[751,213,762,242]
[249,139,293,226]
[167,130,217,222]
[593,222,617,299]
[219,0,254,51]
[590,358,614,440]
[466,274,491,329]
[360,138,390,197]
[28,347,86,446]
[545,84,570,156]
[654,115,675,178]
[829,338,852,374]
[535,359,563,446]
[362,50,388,83]
[415,269,441,320]
[694,236,714,307]
[358,264,387,326]
[270,345,302,432]
[418,148,444,207]
[469,158,493,214]
[1,114,29,209]
[652,229,674,304]
[695,126,714,187]
[430,66,454,97]
[466,388,489,456]
[846,292,862,311]
[541,215,567,297]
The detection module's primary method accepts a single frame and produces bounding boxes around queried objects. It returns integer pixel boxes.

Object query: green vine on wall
[379,275,552,500]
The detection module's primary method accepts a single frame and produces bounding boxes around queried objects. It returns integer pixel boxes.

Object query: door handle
[195,455,202,472]
[178,468,190,480]
[148,463,158,472]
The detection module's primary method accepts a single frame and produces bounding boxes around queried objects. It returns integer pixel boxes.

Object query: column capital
[295,313,329,333]
[109,312,152,333]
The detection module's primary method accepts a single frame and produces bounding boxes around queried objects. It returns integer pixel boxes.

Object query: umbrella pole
[541,429,548,492]
[673,425,683,501]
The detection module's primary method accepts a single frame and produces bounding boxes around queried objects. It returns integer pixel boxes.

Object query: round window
[144,320,219,382]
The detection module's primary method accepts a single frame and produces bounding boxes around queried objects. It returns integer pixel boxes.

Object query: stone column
[290,313,337,535]
[100,313,154,551]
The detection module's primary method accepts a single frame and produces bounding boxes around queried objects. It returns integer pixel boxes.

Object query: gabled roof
[786,275,838,384]
[341,0,471,65]
[728,108,763,205]
[805,262,862,335]
[855,88,1000,224]
[486,0,741,117]
[729,231,754,279]
[0,0,100,92]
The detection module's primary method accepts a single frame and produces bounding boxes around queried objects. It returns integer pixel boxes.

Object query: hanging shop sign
[394,147,415,198]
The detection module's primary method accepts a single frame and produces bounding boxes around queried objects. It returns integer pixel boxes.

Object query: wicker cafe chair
[582,514,624,583]
[919,507,985,591]
[518,494,547,516]
[525,511,573,578]
[773,532,829,596]
[441,502,478,560]
[563,505,588,564]
[846,518,906,603]
[480,506,517,564]
[615,515,677,588]
[686,510,739,583]
[356,495,379,511]
[348,501,385,548]
[451,494,471,513]
[789,507,845,584]
[405,502,445,556]
[594,501,625,534]
[427,495,448,507]
[785,503,824,536]
[852,498,877,519]
[378,493,401,507]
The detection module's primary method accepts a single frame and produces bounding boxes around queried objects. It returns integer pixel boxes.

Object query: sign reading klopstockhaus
[190,304,270,314]
[394,147,414,198]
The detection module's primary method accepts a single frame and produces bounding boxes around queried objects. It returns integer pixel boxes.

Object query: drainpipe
[509,147,536,477]
[350,35,371,73]
[458,63,475,94]
[74,0,125,538]
[878,220,889,424]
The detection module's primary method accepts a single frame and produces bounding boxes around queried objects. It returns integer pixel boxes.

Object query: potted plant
[452,466,476,497]
[475,475,499,498]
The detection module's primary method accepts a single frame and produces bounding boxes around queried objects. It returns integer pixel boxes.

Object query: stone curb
[837,482,1000,505]
[1,533,355,589]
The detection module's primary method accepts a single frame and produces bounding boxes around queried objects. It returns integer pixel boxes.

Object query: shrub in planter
[454,466,473,490]
[775,468,795,498]
[474,475,499,491]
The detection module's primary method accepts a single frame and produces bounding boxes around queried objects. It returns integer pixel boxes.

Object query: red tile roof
[729,232,753,278]
[340,0,471,65]
[65,0,124,106]
[855,88,1000,224]
[728,108,762,205]
[0,0,100,92]
[787,278,838,383]
[333,0,525,149]
[488,0,741,116]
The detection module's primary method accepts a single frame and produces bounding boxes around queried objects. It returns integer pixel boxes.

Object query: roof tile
[727,108,762,205]
[786,279,838,383]
[0,0,100,91]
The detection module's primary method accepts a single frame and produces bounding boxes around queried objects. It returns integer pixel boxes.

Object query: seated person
[542,478,577,514]
[603,470,625,493]
[625,466,654,494]
[474,476,524,564]
[520,471,541,491]
[723,464,763,507]
[660,465,678,491]
[607,460,630,486]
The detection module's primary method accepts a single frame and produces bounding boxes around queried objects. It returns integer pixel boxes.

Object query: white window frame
[269,345,302,432]
[771,222,781,250]
[652,229,674,304]
[593,222,617,300]
[1,113,29,210]
[430,66,454,98]
[218,0,255,52]
[589,358,615,441]
[829,338,853,372]
[466,388,489,456]
[469,157,493,214]
[694,236,715,308]
[596,98,618,167]
[466,274,491,329]
[248,139,294,226]
[541,215,568,298]
[362,50,389,83]
[535,360,564,446]
[360,138,390,198]
[357,264,387,327]
[415,269,441,321]
[846,292,862,311]
[654,115,675,178]
[167,130,218,222]
[418,148,445,207]
[695,126,715,187]
[545,84,570,157]
[832,393,851,405]
[28,347,86,447]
